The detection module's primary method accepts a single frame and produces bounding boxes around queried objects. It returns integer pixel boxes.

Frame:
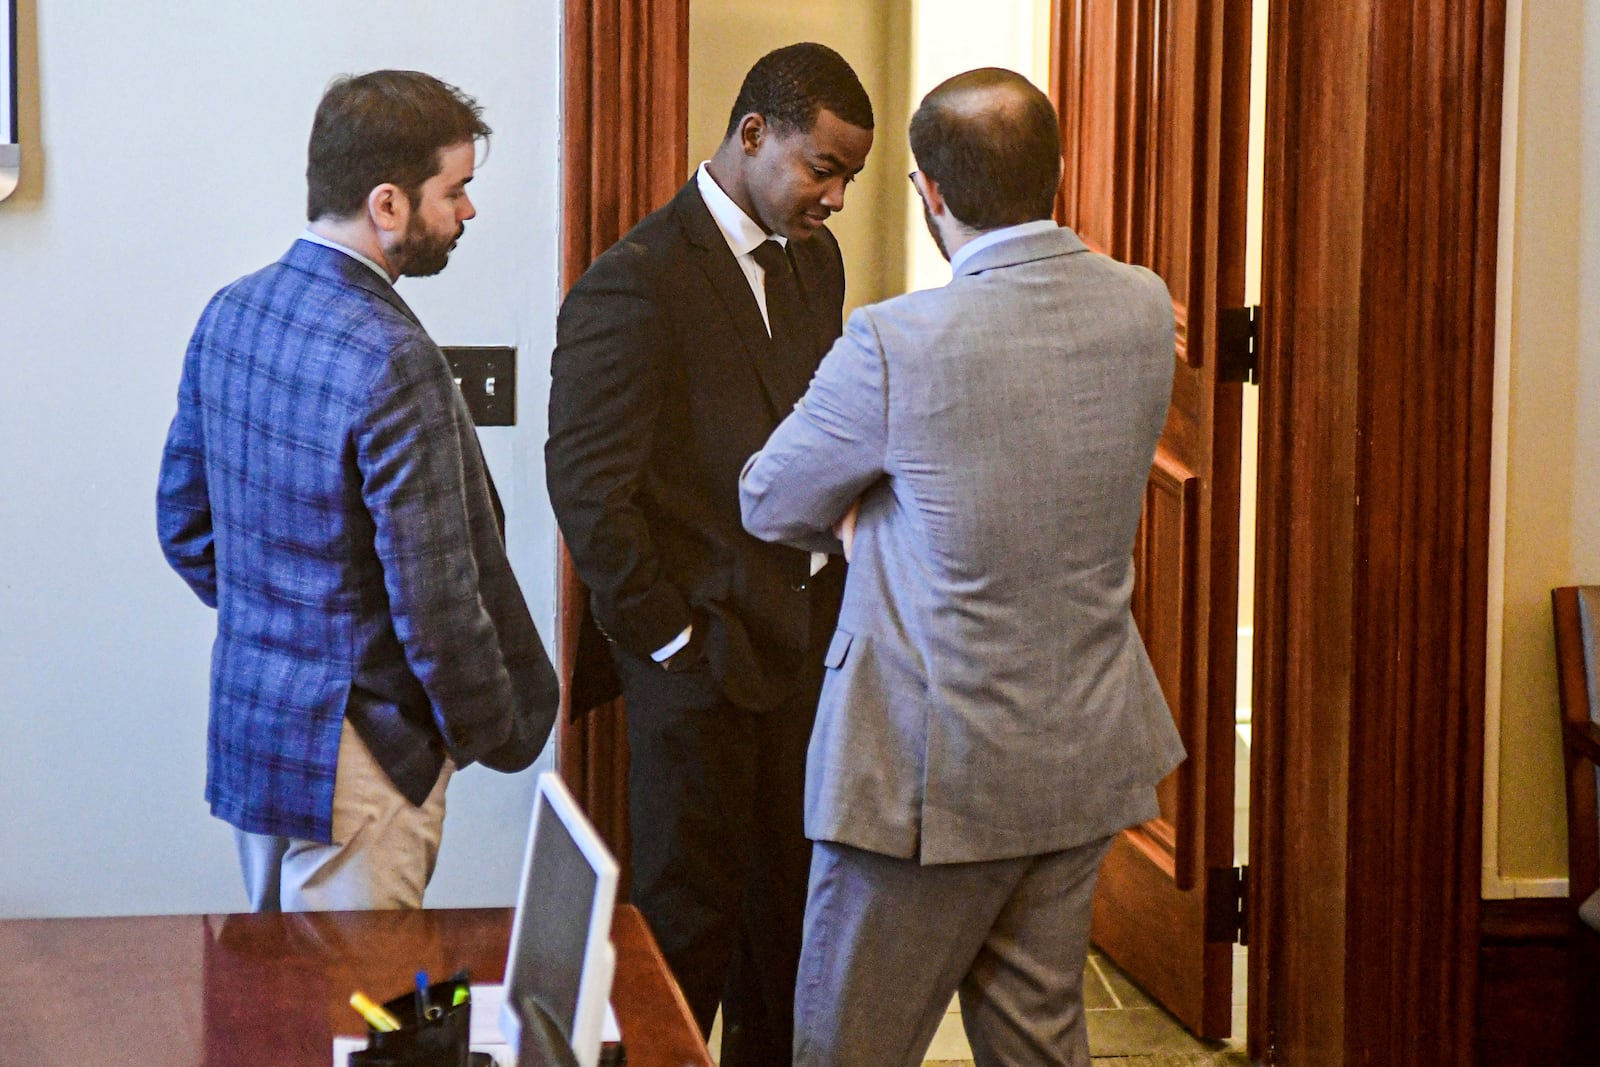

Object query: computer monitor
[500,771,620,1067]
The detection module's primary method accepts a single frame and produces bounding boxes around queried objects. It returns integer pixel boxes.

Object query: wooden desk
[0,904,713,1067]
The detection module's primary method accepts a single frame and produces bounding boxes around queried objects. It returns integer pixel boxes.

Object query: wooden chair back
[1551,586,1600,912]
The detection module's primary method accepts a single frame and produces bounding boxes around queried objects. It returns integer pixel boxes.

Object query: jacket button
[791,580,808,592]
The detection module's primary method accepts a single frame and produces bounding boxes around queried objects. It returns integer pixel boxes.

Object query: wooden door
[1052,0,1252,1040]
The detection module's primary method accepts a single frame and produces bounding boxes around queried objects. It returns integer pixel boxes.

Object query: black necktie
[751,239,802,348]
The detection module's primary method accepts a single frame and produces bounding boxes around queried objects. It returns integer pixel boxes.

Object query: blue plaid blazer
[157,240,557,842]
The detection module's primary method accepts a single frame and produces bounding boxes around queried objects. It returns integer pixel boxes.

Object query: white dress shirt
[298,229,393,283]
[696,162,787,335]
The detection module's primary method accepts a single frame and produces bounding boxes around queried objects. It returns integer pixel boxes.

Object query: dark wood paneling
[1345,1,1500,1057]
[1250,0,1366,1057]
[1058,0,1138,257]
[1134,450,1197,846]
[1135,451,1196,726]
[1477,899,1596,1067]
[1252,0,1503,1061]
[557,0,690,870]
[1151,0,1191,324]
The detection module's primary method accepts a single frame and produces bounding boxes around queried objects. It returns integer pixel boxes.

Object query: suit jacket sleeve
[357,336,537,768]
[156,300,219,607]
[740,307,891,545]
[546,248,693,657]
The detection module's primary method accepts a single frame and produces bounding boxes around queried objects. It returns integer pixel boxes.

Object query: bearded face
[392,208,463,278]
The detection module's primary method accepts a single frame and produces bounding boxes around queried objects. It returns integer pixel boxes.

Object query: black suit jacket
[547,179,847,714]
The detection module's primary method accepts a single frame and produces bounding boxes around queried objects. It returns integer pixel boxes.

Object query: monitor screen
[501,772,619,1067]
[513,798,592,1035]
[3,0,15,144]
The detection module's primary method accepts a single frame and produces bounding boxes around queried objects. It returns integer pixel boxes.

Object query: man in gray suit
[739,68,1187,1067]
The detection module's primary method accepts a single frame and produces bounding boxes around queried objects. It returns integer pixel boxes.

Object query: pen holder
[347,978,473,1067]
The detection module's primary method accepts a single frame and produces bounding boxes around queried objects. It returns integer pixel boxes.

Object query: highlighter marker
[350,991,403,1032]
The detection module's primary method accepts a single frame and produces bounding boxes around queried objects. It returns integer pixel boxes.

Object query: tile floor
[708,944,1249,1064]
[922,944,1248,1064]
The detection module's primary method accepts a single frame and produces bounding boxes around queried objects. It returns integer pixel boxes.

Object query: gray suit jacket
[740,225,1186,864]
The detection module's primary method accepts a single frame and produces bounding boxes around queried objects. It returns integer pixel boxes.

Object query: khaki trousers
[233,719,452,911]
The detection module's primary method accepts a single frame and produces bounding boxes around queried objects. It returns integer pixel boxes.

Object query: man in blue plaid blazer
[157,71,556,911]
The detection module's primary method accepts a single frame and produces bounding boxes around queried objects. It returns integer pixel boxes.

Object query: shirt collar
[696,162,784,258]
[949,219,1060,276]
[299,229,393,284]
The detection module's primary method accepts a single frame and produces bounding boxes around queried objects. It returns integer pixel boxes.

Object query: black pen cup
[346,978,472,1067]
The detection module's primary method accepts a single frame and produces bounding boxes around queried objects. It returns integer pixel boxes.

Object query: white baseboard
[1482,869,1568,900]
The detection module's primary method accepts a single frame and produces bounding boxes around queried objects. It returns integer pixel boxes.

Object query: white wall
[0,0,563,917]
[1484,0,1600,895]
[905,0,1052,293]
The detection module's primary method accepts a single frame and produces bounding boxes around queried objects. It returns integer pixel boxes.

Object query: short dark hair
[909,68,1061,230]
[724,42,874,140]
[306,70,491,222]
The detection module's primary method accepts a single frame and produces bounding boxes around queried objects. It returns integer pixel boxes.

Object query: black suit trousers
[615,564,842,1067]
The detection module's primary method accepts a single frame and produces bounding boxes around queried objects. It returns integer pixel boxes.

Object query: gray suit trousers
[793,836,1114,1067]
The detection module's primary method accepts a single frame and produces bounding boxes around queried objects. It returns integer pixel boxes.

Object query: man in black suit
[546,42,873,1066]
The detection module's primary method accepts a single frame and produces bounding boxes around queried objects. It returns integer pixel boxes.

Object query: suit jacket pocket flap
[824,629,854,669]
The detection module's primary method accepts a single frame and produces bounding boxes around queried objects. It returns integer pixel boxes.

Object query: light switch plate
[443,346,516,426]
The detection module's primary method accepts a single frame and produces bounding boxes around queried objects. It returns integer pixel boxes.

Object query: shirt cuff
[652,624,692,662]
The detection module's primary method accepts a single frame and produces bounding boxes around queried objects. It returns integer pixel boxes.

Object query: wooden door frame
[556,1,1506,1061]
[1251,0,1503,1062]
[555,0,690,868]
